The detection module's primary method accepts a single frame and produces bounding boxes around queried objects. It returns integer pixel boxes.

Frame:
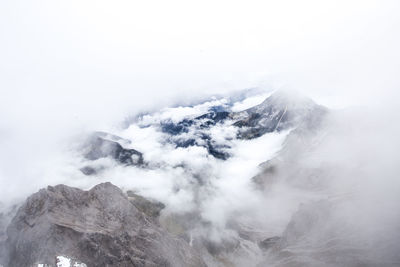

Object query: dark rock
[84,135,143,166]
[161,111,230,137]
[206,141,229,160]
[208,105,227,113]
[195,111,230,124]
[161,119,193,136]
[259,236,281,250]
[232,90,328,139]
[162,116,231,160]
[161,91,328,161]
[175,138,197,148]
[4,183,207,267]
[79,166,97,175]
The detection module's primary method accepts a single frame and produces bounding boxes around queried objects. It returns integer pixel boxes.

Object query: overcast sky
[1,1,399,118]
[0,0,399,200]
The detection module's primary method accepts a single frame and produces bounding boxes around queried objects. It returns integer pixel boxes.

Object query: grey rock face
[232,90,328,139]
[160,113,232,160]
[259,200,400,267]
[84,134,143,168]
[251,110,331,190]
[126,191,165,219]
[155,90,327,161]
[4,183,206,267]
[0,205,17,265]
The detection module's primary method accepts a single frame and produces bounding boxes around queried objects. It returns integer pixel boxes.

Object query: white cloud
[0,1,400,264]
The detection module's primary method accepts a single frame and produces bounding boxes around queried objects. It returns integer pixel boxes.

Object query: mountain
[82,90,327,166]
[80,132,144,175]
[257,199,400,267]
[84,132,144,166]
[232,90,327,139]
[2,183,206,267]
[0,90,336,267]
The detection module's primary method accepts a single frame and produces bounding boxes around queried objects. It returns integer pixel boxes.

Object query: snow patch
[231,93,272,112]
[36,256,87,267]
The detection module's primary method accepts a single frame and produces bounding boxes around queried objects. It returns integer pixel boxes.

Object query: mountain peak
[233,90,327,139]
[256,90,316,111]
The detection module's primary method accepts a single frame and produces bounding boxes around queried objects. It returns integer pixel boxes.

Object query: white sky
[0,1,399,201]
[1,0,399,118]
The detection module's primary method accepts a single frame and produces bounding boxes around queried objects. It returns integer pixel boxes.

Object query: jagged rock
[160,111,232,160]
[160,111,230,137]
[3,183,207,267]
[83,133,144,166]
[79,166,97,176]
[154,91,328,162]
[232,90,328,139]
[161,119,193,136]
[195,111,230,125]
[126,191,165,219]
[158,91,327,161]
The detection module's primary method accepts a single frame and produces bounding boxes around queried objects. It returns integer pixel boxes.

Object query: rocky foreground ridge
[0,183,206,267]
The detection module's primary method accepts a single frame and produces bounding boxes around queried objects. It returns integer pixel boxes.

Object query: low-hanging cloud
[1,0,400,266]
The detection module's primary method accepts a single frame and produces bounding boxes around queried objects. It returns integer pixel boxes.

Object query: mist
[1,0,400,266]
[1,0,399,198]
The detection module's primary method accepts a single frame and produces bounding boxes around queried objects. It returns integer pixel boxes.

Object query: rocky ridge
[0,90,334,267]
[1,183,206,267]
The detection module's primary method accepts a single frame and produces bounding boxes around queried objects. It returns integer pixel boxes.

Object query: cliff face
[2,183,206,267]
[232,90,327,139]
[258,199,400,267]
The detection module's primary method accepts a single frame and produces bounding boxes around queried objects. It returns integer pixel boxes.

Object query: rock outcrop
[84,135,143,166]
[127,191,165,219]
[79,132,144,175]
[157,90,327,160]
[232,90,327,139]
[3,183,206,267]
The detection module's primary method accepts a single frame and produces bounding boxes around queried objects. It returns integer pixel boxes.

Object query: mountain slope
[3,183,206,267]
[232,90,327,139]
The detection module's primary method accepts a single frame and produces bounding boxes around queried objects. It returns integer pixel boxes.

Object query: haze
[0,1,400,266]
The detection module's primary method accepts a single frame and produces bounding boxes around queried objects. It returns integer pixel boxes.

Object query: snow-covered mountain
[2,90,399,267]
[80,90,326,167]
